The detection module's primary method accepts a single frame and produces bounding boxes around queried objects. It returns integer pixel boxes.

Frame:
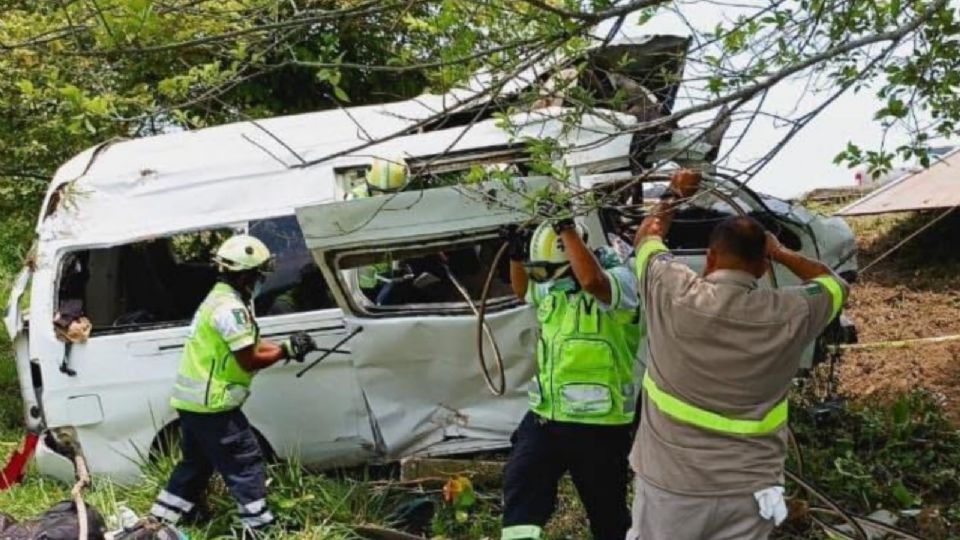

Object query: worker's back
[634,260,837,496]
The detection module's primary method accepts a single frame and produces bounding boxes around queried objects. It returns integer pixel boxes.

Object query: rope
[830,333,960,352]
[856,204,958,275]
[71,455,91,540]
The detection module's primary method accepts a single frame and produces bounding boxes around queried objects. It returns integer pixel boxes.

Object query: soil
[835,210,960,422]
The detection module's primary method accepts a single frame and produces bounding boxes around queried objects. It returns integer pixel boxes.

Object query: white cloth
[753,486,787,526]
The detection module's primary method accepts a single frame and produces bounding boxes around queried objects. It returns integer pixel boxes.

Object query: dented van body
[4,33,858,482]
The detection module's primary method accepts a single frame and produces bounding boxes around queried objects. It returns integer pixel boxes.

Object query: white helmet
[213,235,273,273]
[526,221,588,282]
[366,157,409,193]
[528,221,588,264]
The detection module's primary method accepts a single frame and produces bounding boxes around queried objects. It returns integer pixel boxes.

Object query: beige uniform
[628,237,847,540]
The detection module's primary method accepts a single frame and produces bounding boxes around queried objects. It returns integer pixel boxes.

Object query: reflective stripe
[176,374,206,391]
[812,275,845,319]
[157,489,194,513]
[239,499,267,516]
[622,383,637,414]
[225,385,251,408]
[240,511,275,528]
[527,377,542,407]
[501,525,543,540]
[150,504,182,524]
[171,386,205,405]
[643,372,787,435]
[634,237,669,283]
[559,384,612,415]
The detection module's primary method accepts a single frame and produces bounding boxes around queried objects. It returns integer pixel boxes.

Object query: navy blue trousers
[152,409,272,529]
[501,411,632,540]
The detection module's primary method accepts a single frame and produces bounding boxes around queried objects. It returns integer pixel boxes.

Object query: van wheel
[149,421,279,464]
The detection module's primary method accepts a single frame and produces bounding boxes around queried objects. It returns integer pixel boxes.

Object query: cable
[443,259,506,396]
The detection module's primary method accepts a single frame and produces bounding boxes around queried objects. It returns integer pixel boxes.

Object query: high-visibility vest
[170,283,256,413]
[528,289,640,425]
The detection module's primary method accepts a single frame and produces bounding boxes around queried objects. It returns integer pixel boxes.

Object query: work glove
[535,198,575,234]
[282,331,318,363]
[499,224,530,262]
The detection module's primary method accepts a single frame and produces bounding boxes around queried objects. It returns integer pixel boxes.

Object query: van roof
[37,32,682,249]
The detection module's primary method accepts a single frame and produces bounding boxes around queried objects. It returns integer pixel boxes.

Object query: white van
[4,33,858,482]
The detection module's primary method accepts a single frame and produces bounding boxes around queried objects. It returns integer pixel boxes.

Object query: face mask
[252,278,265,300]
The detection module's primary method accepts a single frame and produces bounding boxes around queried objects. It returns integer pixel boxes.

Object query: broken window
[250,215,336,316]
[595,177,802,252]
[59,216,336,335]
[61,227,237,334]
[334,234,516,315]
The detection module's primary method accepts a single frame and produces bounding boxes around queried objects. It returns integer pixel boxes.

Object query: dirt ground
[836,210,960,422]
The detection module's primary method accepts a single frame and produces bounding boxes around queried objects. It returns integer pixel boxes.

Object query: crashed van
[4,33,858,482]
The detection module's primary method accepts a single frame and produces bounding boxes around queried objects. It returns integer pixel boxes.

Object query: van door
[296,183,543,458]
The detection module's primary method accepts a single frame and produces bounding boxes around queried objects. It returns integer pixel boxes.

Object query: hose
[443,251,507,396]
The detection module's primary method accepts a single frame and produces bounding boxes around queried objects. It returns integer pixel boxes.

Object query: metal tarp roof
[837,148,960,216]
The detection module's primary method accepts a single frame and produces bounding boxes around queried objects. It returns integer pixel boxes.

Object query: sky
[610,2,942,199]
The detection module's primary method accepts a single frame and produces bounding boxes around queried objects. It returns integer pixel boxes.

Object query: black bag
[0,500,105,540]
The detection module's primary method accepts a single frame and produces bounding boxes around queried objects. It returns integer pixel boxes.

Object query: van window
[60,227,237,334]
[59,217,335,335]
[335,234,515,315]
[249,215,336,316]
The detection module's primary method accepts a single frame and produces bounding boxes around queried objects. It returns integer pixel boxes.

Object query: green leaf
[891,480,920,508]
[16,80,34,95]
[332,85,350,103]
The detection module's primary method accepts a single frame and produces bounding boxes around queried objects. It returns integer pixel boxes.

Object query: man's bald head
[706,216,768,277]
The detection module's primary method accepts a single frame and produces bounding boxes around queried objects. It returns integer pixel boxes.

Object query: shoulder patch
[803,283,823,296]
[232,308,250,326]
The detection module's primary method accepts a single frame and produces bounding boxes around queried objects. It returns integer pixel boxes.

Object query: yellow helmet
[213,235,273,273]
[366,157,408,193]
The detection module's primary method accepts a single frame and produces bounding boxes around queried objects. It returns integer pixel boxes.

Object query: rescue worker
[629,170,849,539]
[500,213,641,540]
[150,235,318,533]
[351,157,408,302]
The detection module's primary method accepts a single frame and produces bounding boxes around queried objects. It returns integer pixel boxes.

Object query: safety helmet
[526,221,588,282]
[366,157,408,193]
[213,235,274,273]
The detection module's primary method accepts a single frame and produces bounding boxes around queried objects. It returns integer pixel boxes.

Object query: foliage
[784,389,960,538]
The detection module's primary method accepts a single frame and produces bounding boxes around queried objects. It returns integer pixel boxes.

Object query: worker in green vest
[150,235,317,534]
[500,213,641,540]
[350,157,409,301]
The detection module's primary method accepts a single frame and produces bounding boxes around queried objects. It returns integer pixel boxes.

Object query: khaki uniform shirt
[630,237,847,496]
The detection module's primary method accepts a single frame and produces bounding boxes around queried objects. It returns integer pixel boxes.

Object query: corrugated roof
[837,148,960,216]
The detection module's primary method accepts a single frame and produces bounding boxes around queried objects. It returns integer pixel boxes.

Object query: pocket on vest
[559,383,612,415]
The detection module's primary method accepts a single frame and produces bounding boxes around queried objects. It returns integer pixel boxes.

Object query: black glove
[282,331,318,363]
[499,224,529,262]
[535,198,575,234]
